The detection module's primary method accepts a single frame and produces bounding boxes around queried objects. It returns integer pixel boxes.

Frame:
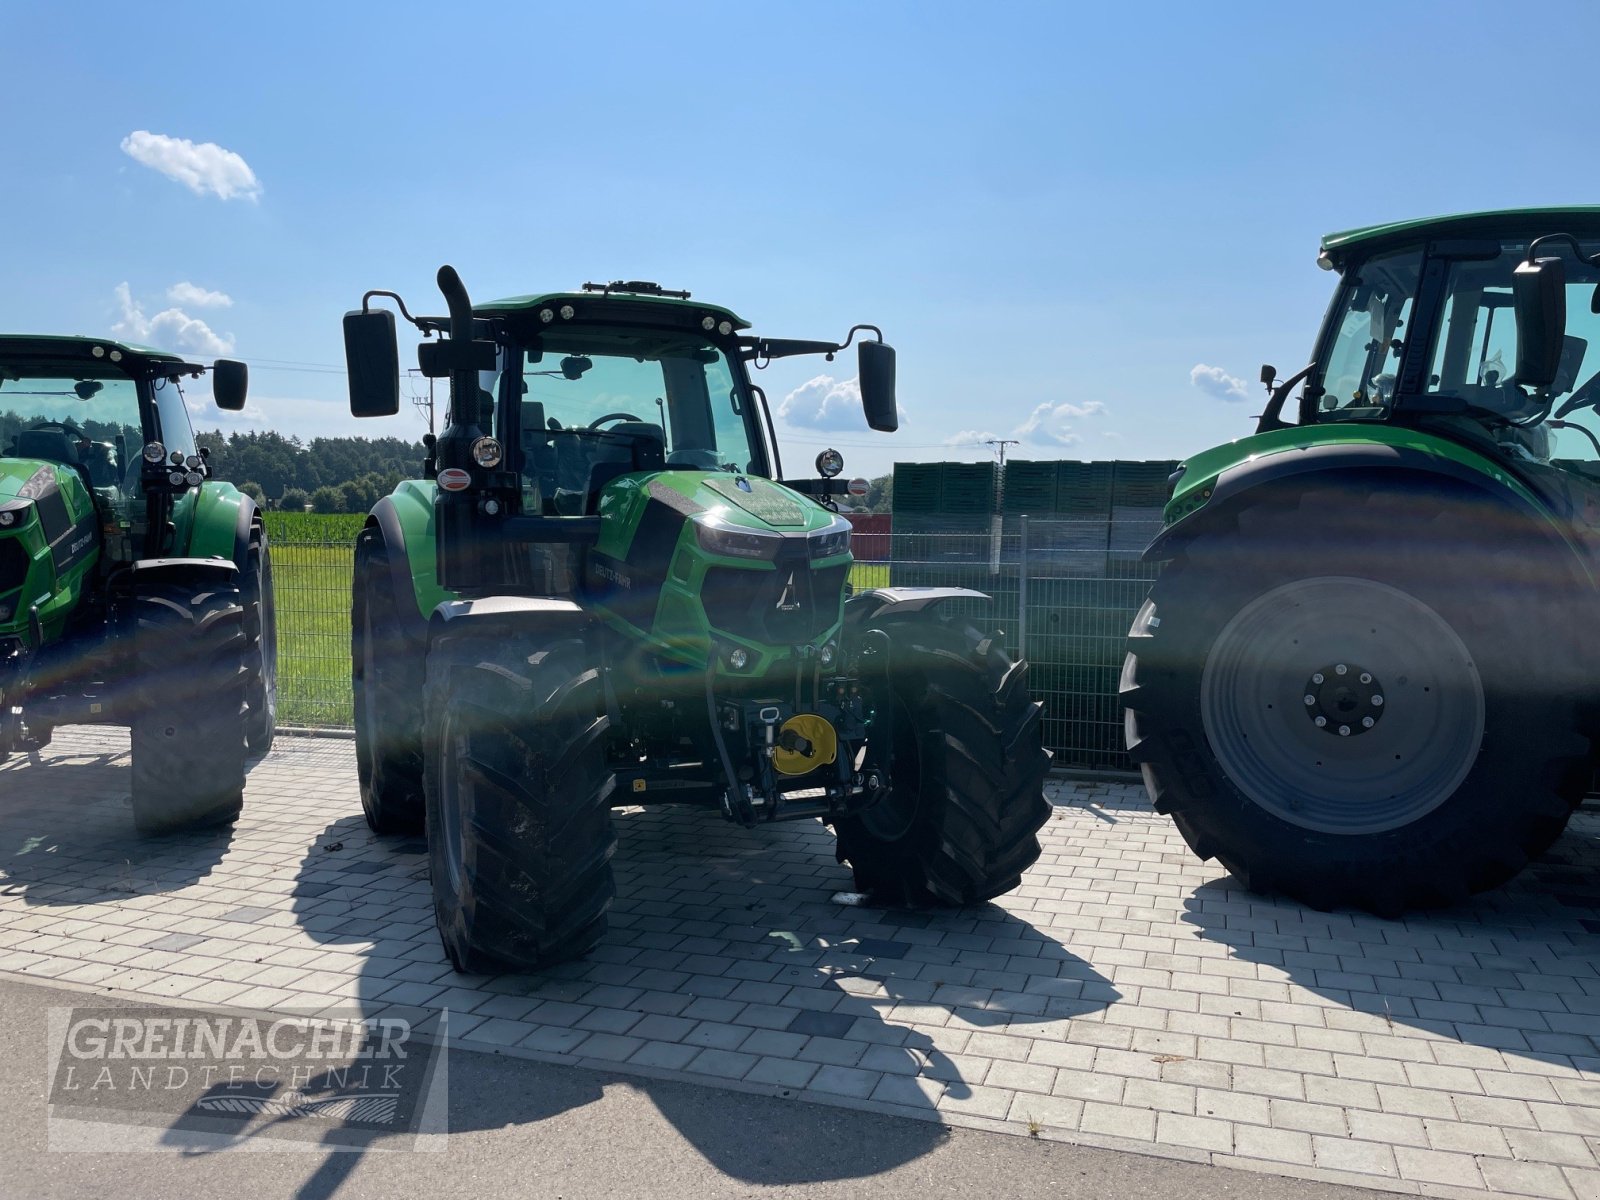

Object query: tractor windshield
[0,372,142,493]
[1311,239,1600,466]
[495,331,768,515]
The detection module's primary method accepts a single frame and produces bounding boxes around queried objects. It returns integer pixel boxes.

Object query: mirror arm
[1254,363,1315,434]
[361,289,426,331]
[835,324,884,350]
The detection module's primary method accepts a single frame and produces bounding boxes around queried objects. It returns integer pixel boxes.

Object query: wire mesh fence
[267,517,1163,772]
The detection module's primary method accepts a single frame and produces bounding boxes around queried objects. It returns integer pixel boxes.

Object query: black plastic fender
[843,586,991,628]
[129,557,240,587]
[428,596,589,643]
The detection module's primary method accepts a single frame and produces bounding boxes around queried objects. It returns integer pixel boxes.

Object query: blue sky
[6,0,1600,479]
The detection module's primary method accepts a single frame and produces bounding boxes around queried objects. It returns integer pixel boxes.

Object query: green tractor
[0,335,276,832]
[1123,207,1600,915]
[345,268,1050,972]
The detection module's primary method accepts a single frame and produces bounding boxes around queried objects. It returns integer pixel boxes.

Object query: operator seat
[583,422,665,513]
[15,428,83,468]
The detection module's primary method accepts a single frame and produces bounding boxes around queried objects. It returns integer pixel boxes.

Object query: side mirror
[1512,257,1567,389]
[858,340,898,432]
[1259,364,1277,390]
[343,309,401,417]
[212,359,248,411]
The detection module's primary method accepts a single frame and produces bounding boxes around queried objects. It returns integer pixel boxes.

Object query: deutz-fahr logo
[592,559,631,589]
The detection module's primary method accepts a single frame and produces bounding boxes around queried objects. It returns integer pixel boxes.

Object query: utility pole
[985,438,1020,468]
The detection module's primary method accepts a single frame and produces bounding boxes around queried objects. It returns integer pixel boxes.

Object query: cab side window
[150,377,197,461]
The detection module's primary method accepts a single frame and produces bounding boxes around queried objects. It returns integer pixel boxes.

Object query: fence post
[1017,514,1029,663]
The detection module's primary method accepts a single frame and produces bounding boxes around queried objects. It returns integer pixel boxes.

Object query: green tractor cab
[0,336,275,832]
[346,269,1051,973]
[1123,208,1600,914]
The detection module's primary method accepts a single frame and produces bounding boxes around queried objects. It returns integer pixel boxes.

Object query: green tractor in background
[1123,208,1600,914]
[345,268,1050,972]
[0,336,276,831]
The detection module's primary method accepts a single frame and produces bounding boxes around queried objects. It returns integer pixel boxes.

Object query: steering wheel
[587,412,645,430]
[31,419,85,435]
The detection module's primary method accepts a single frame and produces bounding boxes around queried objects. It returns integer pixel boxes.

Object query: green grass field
[267,514,892,728]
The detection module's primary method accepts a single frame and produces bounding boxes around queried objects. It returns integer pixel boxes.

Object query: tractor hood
[588,469,853,674]
[0,457,69,502]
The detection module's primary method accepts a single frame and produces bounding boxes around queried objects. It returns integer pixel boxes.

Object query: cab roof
[0,333,206,377]
[476,291,749,332]
[1320,207,1600,263]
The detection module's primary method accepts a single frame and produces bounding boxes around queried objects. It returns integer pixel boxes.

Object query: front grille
[702,555,848,645]
[0,537,27,598]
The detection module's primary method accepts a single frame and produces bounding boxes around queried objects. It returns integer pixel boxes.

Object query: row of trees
[193,430,424,504]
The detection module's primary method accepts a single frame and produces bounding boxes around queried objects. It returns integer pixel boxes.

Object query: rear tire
[1122,483,1593,914]
[243,521,278,755]
[130,583,248,835]
[834,608,1051,906]
[352,528,425,834]
[424,630,616,973]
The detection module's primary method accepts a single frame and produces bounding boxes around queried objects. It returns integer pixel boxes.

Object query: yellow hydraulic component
[773,713,838,776]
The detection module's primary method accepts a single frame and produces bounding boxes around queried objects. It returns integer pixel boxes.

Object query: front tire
[424,630,616,973]
[1123,486,1592,914]
[834,608,1051,906]
[352,528,425,834]
[130,583,248,834]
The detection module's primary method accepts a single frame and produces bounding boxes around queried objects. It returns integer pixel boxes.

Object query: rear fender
[1146,444,1582,582]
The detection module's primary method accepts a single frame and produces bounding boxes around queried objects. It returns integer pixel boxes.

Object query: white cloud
[113,282,235,357]
[945,429,1002,447]
[1190,363,1250,402]
[1014,400,1104,446]
[167,281,233,308]
[779,374,873,431]
[120,131,262,201]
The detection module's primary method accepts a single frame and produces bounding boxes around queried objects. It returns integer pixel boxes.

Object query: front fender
[370,481,451,626]
[187,481,254,568]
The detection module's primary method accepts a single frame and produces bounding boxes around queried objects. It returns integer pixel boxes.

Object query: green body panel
[476,292,749,330]
[378,468,849,673]
[590,470,847,674]
[0,459,101,643]
[177,482,251,562]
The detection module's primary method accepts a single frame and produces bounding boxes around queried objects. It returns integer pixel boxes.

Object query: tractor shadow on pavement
[1179,804,1600,1072]
[280,803,1119,1188]
[0,737,233,904]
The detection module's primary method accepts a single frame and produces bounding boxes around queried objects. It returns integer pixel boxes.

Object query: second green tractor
[345,270,1051,972]
[1124,208,1600,915]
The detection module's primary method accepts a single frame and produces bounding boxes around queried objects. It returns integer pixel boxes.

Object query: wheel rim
[1200,575,1484,835]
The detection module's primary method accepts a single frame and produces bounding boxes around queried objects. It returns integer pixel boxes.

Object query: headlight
[692,512,784,561]
[185,471,204,487]
[185,454,203,471]
[815,448,844,478]
[471,437,503,468]
[168,471,186,487]
[0,499,30,528]
[807,515,853,560]
[142,441,167,464]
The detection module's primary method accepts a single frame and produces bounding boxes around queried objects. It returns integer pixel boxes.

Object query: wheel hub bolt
[1311,672,1325,684]
[1372,695,1384,706]
[1314,715,1327,727]
[1338,725,1351,736]
[1335,664,1348,675]
[1362,716,1375,728]
[1359,672,1372,684]
[1304,695,1316,706]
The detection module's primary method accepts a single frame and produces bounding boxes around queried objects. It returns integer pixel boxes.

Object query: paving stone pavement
[2,728,1598,1198]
